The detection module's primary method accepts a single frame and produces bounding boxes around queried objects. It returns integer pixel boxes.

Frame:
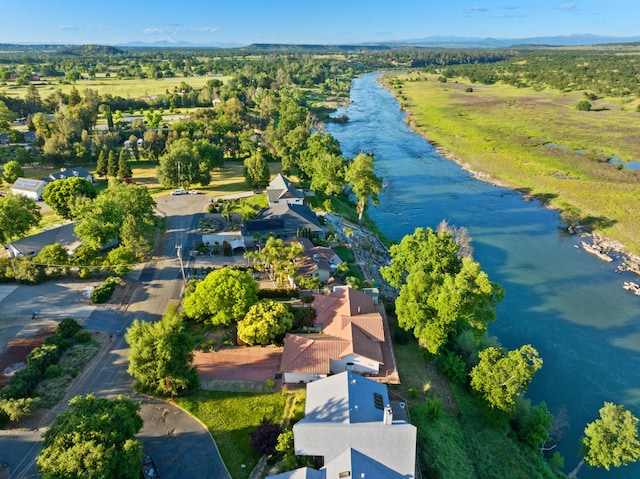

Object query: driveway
[194,346,283,382]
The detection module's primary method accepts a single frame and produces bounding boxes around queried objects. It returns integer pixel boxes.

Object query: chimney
[383,405,393,425]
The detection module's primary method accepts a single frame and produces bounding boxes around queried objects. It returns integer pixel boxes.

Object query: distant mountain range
[2,34,640,52]
[390,34,640,48]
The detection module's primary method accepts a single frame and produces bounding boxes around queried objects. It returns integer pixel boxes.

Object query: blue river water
[326,72,640,478]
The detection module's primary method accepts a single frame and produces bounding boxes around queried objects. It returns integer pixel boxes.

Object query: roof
[301,371,389,424]
[293,372,417,477]
[322,448,406,479]
[243,203,323,237]
[268,467,324,479]
[4,223,79,257]
[49,166,93,181]
[281,288,386,375]
[267,173,305,204]
[11,177,47,192]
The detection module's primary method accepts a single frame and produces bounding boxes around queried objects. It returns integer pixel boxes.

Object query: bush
[45,364,63,379]
[424,398,444,421]
[0,397,39,422]
[437,351,467,384]
[257,288,299,299]
[91,276,123,303]
[57,318,82,338]
[14,260,46,284]
[74,330,92,343]
[78,267,92,279]
[576,100,592,111]
[250,418,282,456]
[27,344,62,371]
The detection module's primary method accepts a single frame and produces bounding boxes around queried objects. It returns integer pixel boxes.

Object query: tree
[470,345,543,413]
[243,148,270,188]
[126,306,199,396]
[0,194,41,243]
[73,179,156,250]
[36,394,143,479]
[143,129,166,161]
[183,267,259,325]
[156,137,212,189]
[237,300,294,346]
[34,243,70,278]
[42,177,97,220]
[96,149,108,177]
[568,402,640,477]
[107,150,118,178]
[382,228,502,354]
[3,160,24,185]
[344,152,382,224]
[120,214,155,258]
[118,149,133,179]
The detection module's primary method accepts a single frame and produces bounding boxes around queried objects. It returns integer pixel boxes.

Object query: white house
[266,173,305,207]
[10,178,47,201]
[269,372,417,479]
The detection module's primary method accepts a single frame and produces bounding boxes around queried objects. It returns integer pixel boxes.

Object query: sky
[0,0,637,46]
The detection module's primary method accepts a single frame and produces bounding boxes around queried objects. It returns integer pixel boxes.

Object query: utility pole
[176,244,187,287]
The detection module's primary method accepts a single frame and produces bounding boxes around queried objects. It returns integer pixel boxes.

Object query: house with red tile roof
[280,287,390,384]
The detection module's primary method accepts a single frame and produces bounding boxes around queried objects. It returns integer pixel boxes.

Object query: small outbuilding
[10,177,47,201]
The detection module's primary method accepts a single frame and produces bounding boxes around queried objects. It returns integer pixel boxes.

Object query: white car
[171,189,186,196]
[188,190,200,195]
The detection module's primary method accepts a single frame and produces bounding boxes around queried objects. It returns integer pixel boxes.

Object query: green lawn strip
[333,245,354,263]
[176,390,295,479]
[385,73,640,253]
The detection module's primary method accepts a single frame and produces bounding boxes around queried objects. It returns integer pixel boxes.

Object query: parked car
[171,189,186,196]
[187,190,200,195]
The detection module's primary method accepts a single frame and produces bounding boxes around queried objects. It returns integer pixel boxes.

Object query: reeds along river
[326,72,640,479]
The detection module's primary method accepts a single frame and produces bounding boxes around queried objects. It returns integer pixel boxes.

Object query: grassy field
[175,389,305,479]
[384,73,640,254]
[0,74,230,100]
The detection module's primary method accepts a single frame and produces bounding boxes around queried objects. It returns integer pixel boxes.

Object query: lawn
[175,389,305,479]
[383,72,640,253]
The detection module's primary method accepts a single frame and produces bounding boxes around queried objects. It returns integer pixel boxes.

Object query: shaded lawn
[176,390,295,479]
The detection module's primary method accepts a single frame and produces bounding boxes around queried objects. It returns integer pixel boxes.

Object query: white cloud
[465,6,489,12]
[144,28,165,35]
[558,3,576,10]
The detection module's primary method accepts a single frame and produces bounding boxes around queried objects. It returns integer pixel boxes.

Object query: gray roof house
[4,223,80,258]
[10,178,47,201]
[242,203,324,243]
[49,166,95,183]
[267,173,306,207]
[269,371,417,479]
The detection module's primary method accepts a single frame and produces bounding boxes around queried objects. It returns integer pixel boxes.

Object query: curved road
[0,193,231,479]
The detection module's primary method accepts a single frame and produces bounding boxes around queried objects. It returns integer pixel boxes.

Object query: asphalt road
[0,193,232,479]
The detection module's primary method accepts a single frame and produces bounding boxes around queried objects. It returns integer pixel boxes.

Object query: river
[326,72,640,479]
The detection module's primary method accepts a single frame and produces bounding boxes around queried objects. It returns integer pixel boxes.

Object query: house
[242,203,324,245]
[48,166,95,183]
[10,178,47,201]
[266,173,306,207]
[290,237,342,284]
[4,223,80,258]
[280,288,389,383]
[269,372,417,479]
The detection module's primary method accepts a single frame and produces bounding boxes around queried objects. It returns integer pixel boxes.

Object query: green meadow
[384,73,640,254]
[0,74,230,100]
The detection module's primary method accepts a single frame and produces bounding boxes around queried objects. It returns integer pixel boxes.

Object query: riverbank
[378,73,640,285]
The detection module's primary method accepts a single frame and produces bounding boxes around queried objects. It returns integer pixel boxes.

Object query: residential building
[269,371,417,479]
[267,173,306,207]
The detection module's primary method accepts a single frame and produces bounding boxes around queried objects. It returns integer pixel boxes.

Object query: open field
[0,74,230,100]
[385,73,640,254]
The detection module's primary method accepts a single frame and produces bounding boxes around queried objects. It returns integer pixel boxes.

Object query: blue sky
[0,0,637,45]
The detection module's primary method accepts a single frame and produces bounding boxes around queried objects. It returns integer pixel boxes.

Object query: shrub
[465,87,474,92]
[250,418,282,456]
[74,330,92,343]
[27,344,62,371]
[576,100,592,111]
[265,379,276,388]
[91,276,123,303]
[437,351,467,384]
[424,398,444,421]
[78,267,92,279]
[57,318,82,338]
[258,288,299,299]
[45,364,63,379]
